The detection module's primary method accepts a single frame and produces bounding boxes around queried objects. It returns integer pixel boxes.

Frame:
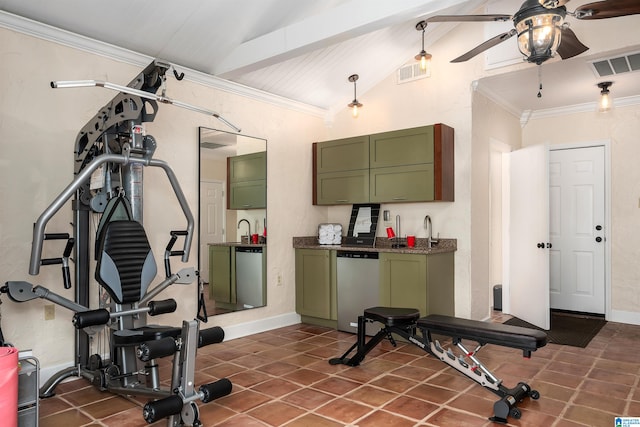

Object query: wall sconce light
[597,81,613,112]
[347,74,363,118]
[415,20,432,72]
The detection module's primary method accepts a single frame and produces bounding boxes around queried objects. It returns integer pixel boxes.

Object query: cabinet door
[380,253,427,316]
[295,249,332,319]
[370,164,434,202]
[316,136,369,173]
[209,246,233,304]
[316,170,369,205]
[370,126,434,168]
[229,152,266,182]
[229,180,266,209]
[426,252,455,316]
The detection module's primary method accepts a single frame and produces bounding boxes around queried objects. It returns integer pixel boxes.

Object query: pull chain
[537,65,543,98]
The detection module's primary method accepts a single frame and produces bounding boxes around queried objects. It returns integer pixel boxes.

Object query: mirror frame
[197,126,267,316]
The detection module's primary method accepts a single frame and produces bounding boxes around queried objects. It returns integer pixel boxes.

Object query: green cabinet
[370,164,434,202]
[380,251,454,317]
[314,136,369,205]
[228,151,266,209]
[209,245,235,309]
[369,127,434,168]
[295,249,337,326]
[313,124,454,205]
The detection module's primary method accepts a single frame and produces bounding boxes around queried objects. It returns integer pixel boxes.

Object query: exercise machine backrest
[96,220,157,305]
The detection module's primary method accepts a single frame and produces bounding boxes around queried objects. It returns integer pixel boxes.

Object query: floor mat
[503,312,606,348]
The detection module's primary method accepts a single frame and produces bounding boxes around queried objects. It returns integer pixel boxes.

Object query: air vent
[590,51,640,77]
[397,62,431,84]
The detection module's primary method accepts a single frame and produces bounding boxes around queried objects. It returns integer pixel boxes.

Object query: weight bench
[330,307,547,423]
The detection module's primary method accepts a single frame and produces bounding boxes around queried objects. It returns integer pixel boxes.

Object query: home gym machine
[2,60,241,426]
[330,307,547,424]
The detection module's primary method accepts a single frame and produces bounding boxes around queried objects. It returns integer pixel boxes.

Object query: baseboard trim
[221,312,302,341]
[609,309,640,326]
[40,312,302,385]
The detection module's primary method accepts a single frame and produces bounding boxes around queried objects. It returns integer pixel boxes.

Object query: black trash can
[493,285,502,311]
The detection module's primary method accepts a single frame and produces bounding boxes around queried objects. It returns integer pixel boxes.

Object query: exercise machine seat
[418,314,547,352]
[113,325,182,347]
[364,307,420,326]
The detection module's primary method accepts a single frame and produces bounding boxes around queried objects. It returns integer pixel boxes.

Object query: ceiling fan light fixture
[597,81,613,112]
[414,20,432,72]
[347,74,363,118]
[514,5,565,65]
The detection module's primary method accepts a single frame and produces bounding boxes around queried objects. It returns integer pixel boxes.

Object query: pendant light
[414,20,432,72]
[347,74,363,118]
[597,81,613,113]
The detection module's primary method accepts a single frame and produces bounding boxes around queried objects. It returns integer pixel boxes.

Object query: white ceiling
[1,0,639,118]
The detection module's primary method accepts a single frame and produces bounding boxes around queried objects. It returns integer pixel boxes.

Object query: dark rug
[503,312,606,348]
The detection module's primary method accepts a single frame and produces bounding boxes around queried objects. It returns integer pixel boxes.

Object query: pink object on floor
[0,346,18,427]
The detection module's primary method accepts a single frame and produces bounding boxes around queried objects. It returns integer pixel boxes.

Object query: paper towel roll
[0,347,18,427]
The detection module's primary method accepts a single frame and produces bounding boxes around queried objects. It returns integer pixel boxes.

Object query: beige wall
[0,27,328,372]
[471,92,522,319]
[523,105,640,320]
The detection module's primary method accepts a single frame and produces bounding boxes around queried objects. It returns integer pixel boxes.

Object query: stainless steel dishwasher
[235,246,264,309]
[336,250,380,335]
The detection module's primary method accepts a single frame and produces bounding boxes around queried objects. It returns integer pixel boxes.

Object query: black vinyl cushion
[96,220,157,304]
[418,314,547,352]
[113,325,182,346]
[364,307,421,326]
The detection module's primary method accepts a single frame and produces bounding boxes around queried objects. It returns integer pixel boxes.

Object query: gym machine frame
[2,60,241,425]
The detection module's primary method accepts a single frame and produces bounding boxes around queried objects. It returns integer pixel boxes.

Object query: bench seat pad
[364,307,420,327]
[418,314,547,352]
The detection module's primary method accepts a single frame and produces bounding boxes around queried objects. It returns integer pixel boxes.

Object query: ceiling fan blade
[575,0,640,19]
[556,27,589,59]
[539,0,571,8]
[426,14,511,23]
[451,29,517,63]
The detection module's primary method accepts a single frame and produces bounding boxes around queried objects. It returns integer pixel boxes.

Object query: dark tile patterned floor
[38,312,640,426]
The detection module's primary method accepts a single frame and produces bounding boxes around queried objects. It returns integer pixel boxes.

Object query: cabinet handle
[392,197,407,201]
[335,199,348,203]
[242,204,252,207]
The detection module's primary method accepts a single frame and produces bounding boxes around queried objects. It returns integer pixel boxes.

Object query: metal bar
[51,79,241,133]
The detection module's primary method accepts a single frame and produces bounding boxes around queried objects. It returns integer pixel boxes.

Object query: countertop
[208,242,267,248]
[292,236,456,254]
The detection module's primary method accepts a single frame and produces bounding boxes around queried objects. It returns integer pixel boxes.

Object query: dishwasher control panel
[336,251,378,259]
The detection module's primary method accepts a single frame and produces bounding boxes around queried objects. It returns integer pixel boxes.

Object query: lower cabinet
[295,249,454,327]
[380,251,454,317]
[295,249,337,326]
[209,246,235,309]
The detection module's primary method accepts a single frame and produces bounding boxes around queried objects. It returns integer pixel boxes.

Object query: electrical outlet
[44,304,55,320]
[277,274,283,287]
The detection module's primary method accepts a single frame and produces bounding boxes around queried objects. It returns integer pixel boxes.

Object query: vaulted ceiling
[1,0,639,119]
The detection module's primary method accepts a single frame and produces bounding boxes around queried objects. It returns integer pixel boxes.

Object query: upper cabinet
[228,151,267,209]
[313,124,454,205]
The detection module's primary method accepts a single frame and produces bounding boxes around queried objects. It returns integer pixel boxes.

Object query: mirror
[198,127,267,315]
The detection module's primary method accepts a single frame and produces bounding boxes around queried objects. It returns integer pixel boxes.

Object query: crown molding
[527,94,640,121]
[0,10,329,119]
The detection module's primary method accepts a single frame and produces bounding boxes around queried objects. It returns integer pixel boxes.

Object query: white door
[199,180,225,281]
[549,147,605,314]
[505,145,550,330]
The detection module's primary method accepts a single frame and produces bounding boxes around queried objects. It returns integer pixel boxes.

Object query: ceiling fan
[427,0,640,65]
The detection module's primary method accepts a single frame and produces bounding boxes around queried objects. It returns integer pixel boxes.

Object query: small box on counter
[318,223,342,245]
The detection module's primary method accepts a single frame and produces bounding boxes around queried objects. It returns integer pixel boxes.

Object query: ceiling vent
[589,51,640,77]
[397,62,431,84]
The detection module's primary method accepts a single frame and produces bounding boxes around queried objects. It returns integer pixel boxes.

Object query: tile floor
[38,312,640,427]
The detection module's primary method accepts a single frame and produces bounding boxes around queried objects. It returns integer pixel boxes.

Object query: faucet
[424,215,434,248]
[238,219,251,240]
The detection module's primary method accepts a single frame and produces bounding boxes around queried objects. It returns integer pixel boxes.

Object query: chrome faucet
[238,219,251,239]
[424,215,434,248]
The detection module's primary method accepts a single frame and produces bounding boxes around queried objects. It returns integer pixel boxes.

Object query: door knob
[595,236,603,242]
[546,243,552,248]
[537,242,545,248]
